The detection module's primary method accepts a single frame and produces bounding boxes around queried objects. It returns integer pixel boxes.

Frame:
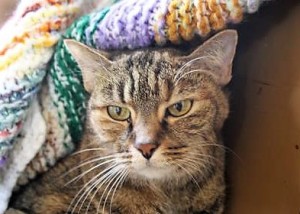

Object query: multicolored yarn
[0,0,115,212]
[0,0,83,166]
[0,0,269,211]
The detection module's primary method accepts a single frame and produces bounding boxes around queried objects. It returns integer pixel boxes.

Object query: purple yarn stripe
[93,1,127,49]
[0,156,7,167]
[93,0,161,50]
[138,0,157,47]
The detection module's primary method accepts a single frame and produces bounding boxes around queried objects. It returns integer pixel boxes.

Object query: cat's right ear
[64,39,112,93]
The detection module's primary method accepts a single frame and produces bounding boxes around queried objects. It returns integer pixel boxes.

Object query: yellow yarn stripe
[0,5,79,71]
[164,0,244,44]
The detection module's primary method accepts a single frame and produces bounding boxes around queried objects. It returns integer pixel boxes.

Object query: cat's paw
[5,208,27,214]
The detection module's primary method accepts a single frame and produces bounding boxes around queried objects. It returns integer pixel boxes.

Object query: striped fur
[11,30,237,214]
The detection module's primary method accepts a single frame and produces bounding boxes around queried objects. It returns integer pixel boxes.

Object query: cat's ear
[177,30,238,86]
[64,39,112,92]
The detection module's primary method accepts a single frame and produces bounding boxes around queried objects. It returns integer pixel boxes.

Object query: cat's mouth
[137,159,165,169]
[145,160,153,167]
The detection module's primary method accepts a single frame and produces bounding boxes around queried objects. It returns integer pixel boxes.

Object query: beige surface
[226,1,300,214]
[0,0,17,28]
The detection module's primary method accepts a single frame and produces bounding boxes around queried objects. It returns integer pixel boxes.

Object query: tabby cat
[10,30,238,214]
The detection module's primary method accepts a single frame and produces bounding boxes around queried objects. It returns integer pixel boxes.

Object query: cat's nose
[134,143,158,160]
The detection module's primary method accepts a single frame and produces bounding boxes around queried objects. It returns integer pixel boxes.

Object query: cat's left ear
[64,39,112,93]
[177,30,238,86]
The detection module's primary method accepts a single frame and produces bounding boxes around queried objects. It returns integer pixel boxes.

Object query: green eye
[167,100,192,117]
[107,106,130,121]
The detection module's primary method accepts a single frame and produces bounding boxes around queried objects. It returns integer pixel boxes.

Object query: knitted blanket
[0,0,115,212]
[0,0,268,212]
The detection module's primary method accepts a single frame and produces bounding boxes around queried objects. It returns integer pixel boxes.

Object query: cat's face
[65,30,237,183]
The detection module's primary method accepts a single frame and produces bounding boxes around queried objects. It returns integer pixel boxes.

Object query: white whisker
[68,163,119,214]
[72,148,107,156]
[200,143,242,162]
[182,156,215,175]
[84,163,128,214]
[174,56,207,81]
[97,166,125,213]
[188,152,221,162]
[64,158,117,186]
[179,157,205,170]
[175,162,201,190]
[174,69,208,85]
[109,169,129,213]
[81,166,121,214]
[61,154,125,180]
[102,168,128,214]
[79,166,120,214]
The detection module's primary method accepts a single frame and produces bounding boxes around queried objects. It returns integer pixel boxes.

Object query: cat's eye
[107,106,130,121]
[167,100,193,117]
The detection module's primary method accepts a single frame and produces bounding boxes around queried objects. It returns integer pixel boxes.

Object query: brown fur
[10,30,237,214]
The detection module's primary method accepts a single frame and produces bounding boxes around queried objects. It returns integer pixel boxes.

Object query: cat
[10,30,238,214]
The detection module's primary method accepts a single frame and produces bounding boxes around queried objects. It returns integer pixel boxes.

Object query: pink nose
[134,143,158,160]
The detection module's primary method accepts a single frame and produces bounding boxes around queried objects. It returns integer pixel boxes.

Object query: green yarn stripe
[48,9,109,144]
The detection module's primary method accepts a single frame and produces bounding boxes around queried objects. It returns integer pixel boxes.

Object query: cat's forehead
[92,48,211,110]
[111,50,176,73]
[91,50,176,111]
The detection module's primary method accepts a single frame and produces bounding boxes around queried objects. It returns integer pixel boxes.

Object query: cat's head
[65,30,237,183]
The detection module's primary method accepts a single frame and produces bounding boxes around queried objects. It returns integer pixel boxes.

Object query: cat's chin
[134,165,173,180]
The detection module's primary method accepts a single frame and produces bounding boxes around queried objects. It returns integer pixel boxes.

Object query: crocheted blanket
[0,0,268,212]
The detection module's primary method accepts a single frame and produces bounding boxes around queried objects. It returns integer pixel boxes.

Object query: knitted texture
[0,0,269,210]
[0,0,118,167]
[0,0,84,167]
[0,0,115,212]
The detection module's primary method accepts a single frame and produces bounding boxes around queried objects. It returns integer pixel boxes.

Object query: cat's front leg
[105,186,171,214]
[12,191,73,214]
[194,196,224,214]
